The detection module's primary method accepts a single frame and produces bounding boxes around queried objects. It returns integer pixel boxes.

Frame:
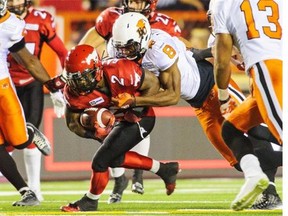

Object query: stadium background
[10,0,282,181]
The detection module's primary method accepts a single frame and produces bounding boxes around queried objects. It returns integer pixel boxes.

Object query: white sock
[24,148,42,193]
[130,135,150,156]
[109,167,125,178]
[149,160,160,173]
[240,154,264,179]
[86,191,100,200]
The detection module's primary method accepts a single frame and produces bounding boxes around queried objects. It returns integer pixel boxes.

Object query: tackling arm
[65,108,97,140]
[78,27,105,48]
[135,61,181,107]
[138,69,160,96]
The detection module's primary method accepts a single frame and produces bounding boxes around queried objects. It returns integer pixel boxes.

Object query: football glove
[111,93,136,109]
[50,90,66,118]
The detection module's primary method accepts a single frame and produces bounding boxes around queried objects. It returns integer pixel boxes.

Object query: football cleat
[27,123,51,156]
[12,190,40,206]
[157,162,180,195]
[251,192,282,210]
[132,169,144,195]
[131,182,144,195]
[60,194,98,212]
[107,174,129,204]
[231,173,269,211]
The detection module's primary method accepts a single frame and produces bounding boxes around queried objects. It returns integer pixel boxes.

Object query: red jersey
[64,58,150,120]
[8,7,58,86]
[95,7,181,41]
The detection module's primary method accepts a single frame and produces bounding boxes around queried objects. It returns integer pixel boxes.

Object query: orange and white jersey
[211,0,282,71]
[0,12,25,79]
[142,29,200,101]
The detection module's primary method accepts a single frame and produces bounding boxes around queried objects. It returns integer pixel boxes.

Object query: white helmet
[0,0,7,16]
[112,12,151,60]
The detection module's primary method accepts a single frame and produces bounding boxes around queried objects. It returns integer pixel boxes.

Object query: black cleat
[132,169,144,195]
[251,192,282,210]
[107,174,129,204]
[157,162,180,195]
[60,194,98,212]
[12,190,40,206]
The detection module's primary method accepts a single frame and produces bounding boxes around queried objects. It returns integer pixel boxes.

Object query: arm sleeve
[47,35,68,68]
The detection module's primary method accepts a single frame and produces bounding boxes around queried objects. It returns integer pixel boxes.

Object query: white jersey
[211,0,282,71]
[0,12,26,79]
[142,29,201,101]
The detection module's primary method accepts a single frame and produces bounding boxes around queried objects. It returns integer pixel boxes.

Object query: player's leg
[17,81,45,201]
[0,77,39,206]
[107,167,128,204]
[250,60,282,144]
[250,138,282,209]
[60,115,177,212]
[193,86,238,167]
[224,98,270,210]
[130,134,150,194]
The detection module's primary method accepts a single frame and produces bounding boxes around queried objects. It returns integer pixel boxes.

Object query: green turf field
[0,177,282,215]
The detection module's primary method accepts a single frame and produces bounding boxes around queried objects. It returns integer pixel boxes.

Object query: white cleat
[231,173,269,211]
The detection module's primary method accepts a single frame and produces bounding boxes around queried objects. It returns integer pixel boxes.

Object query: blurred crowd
[87,0,210,11]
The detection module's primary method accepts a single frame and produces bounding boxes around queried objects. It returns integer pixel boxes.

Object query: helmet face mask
[0,0,7,16]
[65,45,102,95]
[122,0,157,17]
[7,0,30,16]
[112,12,151,61]
[113,39,142,60]
[66,69,97,95]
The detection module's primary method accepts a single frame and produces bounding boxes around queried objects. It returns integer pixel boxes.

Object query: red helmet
[122,0,158,17]
[65,45,102,95]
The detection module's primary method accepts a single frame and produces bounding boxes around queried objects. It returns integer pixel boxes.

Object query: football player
[110,12,282,208]
[6,0,68,202]
[60,44,180,212]
[206,7,282,210]
[0,0,65,206]
[78,0,181,203]
[211,0,282,210]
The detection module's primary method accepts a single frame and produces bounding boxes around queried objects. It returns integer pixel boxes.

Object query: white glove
[50,90,66,118]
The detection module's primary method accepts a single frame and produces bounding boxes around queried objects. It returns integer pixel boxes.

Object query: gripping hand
[111,93,136,109]
[94,115,116,140]
[219,96,237,118]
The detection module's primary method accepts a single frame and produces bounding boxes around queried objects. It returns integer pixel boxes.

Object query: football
[80,107,114,130]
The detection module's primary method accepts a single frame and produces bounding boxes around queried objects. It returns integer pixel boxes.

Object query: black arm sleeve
[191,47,213,62]
[8,38,25,53]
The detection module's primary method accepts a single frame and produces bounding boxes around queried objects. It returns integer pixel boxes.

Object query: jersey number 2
[241,0,281,40]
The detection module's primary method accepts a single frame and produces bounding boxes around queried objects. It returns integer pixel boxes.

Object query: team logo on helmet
[136,19,147,38]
